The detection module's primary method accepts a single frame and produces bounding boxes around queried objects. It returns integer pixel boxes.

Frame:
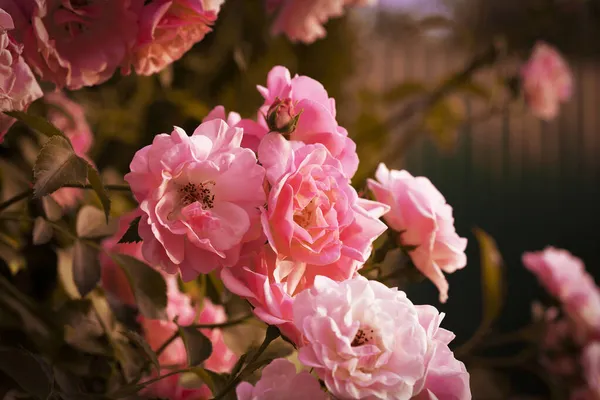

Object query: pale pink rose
[223,197,389,345]
[124,120,266,280]
[582,342,600,399]
[3,0,142,89]
[0,8,42,140]
[259,133,388,271]
[521,41,573,121]
[367,163,467,303]
[293,275,430,399]
[126,0,222,76]
[269,0,377,44]
[257,66,358,177]
[203,105,267,153]
[522,247,600,336]
[236,358,329,400]
[100,210,144,306]
[413,305,471,400]
[44,92,94,209]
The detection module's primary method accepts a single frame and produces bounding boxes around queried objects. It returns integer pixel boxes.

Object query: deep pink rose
[413,305,471,400]
[236,358,329,400]
[259,133,388,270]
[141,276,237,399]
[223,192,388,345]
[293,275,430,399]
[257,66,358,177]
[521,41,573,121]
[523,247,600,336]
[2,0,142,89]
[0,8,42,140]
[44,92,94,209]
[124,120,266,280]
[100,210,144,306]
[269,0,377,44]
[126,0,224,76]
[367,163,467,303]
[203,105,267,153]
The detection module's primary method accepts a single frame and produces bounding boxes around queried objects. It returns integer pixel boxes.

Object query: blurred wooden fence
[356,24,600,341]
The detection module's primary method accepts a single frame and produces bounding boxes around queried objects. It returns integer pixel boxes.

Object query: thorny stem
[0,189,34,213]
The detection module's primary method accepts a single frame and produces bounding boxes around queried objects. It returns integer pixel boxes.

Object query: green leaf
[179,326,213,367]
[111,253,167,320]
[187,368,231,397]
[72,240,101,297]
[0,348,53,400]
[383,82,427,103]
[41,195,63,221]
[32,217,53,245]
[86,162,111,223]
[76,205,115,239]
[117,216,142,244]
[474,228,504,326]
[424,100,463,151]
[33,136,88,198]
[121,329,160,374]
[5,110,68,140]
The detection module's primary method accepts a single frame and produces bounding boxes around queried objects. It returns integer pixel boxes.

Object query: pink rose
[236,358,329,400]
[257,66,358,177]
[141,372,212,400]
[0,8,42,140]
[413,305,471,400]
[223,194,389,344]
[203,105,267,153]
[124,119,266,280]
[141,276,237,399]
[126,0,222,76]
[3,0,141,89]
[259,133,388,269]
[521,41,573,121]
[268,0,376,44]
[293,275,430,399]
[367,163,467,303]
[522,247,600,336]
[581,342,600,399]
[100,210,144,306]
[44,92,94,209]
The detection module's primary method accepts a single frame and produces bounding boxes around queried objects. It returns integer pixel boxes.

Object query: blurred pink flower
[367,163,467,303]
[124,120,266,280]
[522,247,600,336]
[43,92,94,209]
[0,8,42,141]
[236,358,329,400]
[293,275,430,399]
[521,41,573,121]
[581,342,600,400]
[100,210,144,306]
[127,0,224,76]
[259,133,388,270]
[141,276,237,399]
[269,0,376,44]
[2,0,141,89]
[257,66,358,177]
[203,105,267,153]
[141,371,212,400]
[413,305,471,400]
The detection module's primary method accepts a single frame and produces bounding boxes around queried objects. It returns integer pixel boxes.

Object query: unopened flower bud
[266,97,300,135]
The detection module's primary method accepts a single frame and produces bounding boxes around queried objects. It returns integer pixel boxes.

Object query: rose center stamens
[351,327,376,347]
[178,181,215,209]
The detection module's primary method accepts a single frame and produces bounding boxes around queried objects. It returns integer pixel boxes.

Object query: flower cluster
[122,65,470,399]
[523,248,600,399]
